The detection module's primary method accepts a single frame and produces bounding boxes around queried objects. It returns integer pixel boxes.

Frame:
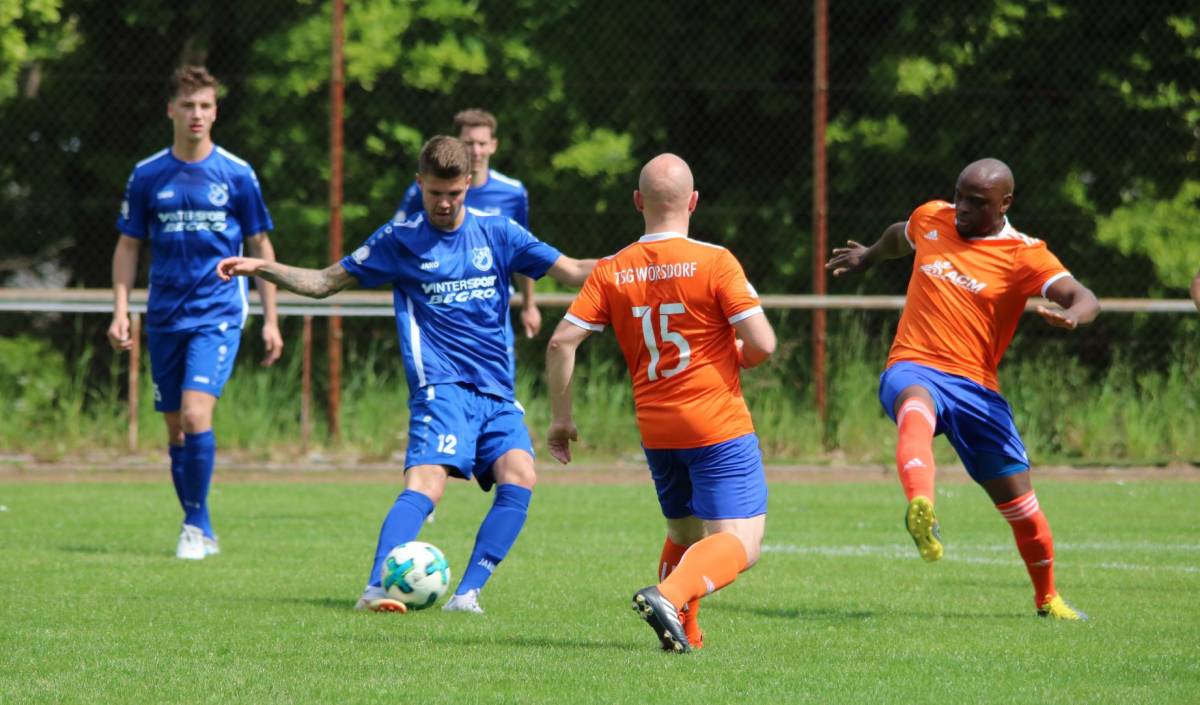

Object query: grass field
[2,474,1198,704]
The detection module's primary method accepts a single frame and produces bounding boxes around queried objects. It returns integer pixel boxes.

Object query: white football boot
[354,585,407,613]
[175,524,206,560]
[442,589,484,614]
[202,534,220,556]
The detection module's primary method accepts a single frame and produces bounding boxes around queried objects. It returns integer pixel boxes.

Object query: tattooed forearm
[255,262,354,299]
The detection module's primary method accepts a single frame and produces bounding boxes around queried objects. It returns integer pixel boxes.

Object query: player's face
[458,125,497,175]
[953,176,1010,238]
[167,87,218,145]
[418,174,472,231]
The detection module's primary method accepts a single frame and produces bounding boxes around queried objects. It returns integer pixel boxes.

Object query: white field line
[761,543,1200,574]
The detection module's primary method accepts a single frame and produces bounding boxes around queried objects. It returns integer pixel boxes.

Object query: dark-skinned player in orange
[826,158,1099,620]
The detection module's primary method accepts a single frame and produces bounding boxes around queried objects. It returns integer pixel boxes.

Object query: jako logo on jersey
[208,183,229,207]
[421,275,498,305]
[420,260,440,271]
[471,246,493,271]
[924,230,939,240]
[352,245,370,264]
[920,259,986,294]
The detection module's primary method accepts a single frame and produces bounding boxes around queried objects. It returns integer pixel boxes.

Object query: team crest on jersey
[208,183,230,207]
[471,247,493,272]
[352,245,371,264]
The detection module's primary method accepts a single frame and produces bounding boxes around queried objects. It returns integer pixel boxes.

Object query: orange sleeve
[713,249,763,323]
[904,201,946,251]
[565,263,611,331]
[1015,241,1070,298]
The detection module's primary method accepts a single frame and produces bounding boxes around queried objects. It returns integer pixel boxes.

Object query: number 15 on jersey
[633,303,691,381]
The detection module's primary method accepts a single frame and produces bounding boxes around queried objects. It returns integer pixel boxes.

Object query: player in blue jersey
[395,109,542,368]
[217,136,596,613]
[107,66,283,560]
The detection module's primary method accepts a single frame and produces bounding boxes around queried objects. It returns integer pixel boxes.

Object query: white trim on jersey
[902,220,916,250]
[638,231,686,243]
[728,306,764,325]
[564,312,605,332]
[1040,271,1073,298]
[237,242,249,327]
[135,148,170,169]
[406,295,427,387]
[488,169,524,189]
[216,146,250,167]
[684,237,726,250]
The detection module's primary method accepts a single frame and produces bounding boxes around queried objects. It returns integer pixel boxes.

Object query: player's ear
[688,191,699,213]
[1000,193,1013,214]
[415,174,423,189]
[633,190,643,212]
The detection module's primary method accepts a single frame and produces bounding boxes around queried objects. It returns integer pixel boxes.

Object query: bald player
[826,158,1100,621]
[546,154,777,652]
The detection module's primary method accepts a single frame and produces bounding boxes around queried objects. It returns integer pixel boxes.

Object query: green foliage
[0,0,79,102]
[1093,180,1200,289]
[551,128,637,181]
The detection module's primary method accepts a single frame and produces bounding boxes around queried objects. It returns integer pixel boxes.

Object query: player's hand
[825,240,870,277]
[546,419,578,465]
[217,256,267,281]
[261,321,284,366]
[107,316,133,352]
[521,305,543,339]
[1036,304,1078,330]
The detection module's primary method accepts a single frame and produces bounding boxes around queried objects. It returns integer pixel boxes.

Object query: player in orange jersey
[545,154,777,652]
[826,158,1100,621]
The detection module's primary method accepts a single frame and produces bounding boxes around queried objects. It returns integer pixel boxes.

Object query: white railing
[1,288,1195,315]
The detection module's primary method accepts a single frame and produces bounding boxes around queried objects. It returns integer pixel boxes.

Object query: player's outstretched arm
[1191,268,1200,313]
[733,313,777,369]
[825,221,912,277]
[244,233,283,365]
[545,256,599,288]
[217,257,357,300]
[108,235,140,352]
[1037,277,1100,330]
[545,319,592,464]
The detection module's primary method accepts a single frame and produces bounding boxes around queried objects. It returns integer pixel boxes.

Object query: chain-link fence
[2,1,1197,376]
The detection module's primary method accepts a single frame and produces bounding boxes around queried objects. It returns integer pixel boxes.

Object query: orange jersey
[888,201,1071,391]
[566,232,764,449]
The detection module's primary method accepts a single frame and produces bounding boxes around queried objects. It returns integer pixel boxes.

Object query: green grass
[2,478,1198,703]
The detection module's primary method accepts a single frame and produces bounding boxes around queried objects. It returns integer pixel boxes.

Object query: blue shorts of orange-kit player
[404,382,534,492]
[879,361,1031,482]
[147,323,243,412]
[644,433,768,520]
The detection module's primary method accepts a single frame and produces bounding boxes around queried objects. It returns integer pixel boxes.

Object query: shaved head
[638,154,694,210]
[958,158,1014,197]
[953,158,1015,238]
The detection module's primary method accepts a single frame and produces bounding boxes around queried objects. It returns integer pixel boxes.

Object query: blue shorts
[147,324,242,412]
[879,361,1030,482]
[405,383,533,491]
[644,433,767,521]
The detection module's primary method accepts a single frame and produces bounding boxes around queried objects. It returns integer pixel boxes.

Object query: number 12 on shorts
[633,303,691,381]
[437,434,457,455]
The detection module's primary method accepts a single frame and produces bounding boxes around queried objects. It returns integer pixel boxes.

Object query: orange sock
[659,537,702,646]
[657,532,747,610]
[996,491,1056,606]
[895,398,937,502]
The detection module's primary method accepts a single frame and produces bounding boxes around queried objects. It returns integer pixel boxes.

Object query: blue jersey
[117,146,273,332]
[394,169,529,228]
[340,210,561,400]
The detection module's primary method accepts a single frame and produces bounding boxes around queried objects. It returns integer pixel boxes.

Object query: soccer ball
[381,541,451,610]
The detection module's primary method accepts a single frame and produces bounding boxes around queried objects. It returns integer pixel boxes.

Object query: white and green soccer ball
[381,541,451,610]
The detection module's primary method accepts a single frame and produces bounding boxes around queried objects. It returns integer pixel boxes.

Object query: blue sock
[182,430,216,538]
[456,484,532,595]
[368,489,435,587]
[168,444,186,512]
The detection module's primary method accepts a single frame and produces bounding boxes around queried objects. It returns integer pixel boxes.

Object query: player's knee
[180,406,212,434]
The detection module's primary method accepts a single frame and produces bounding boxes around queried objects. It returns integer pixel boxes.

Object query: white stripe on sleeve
[728,306,764,325]
[564,312,605,332]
